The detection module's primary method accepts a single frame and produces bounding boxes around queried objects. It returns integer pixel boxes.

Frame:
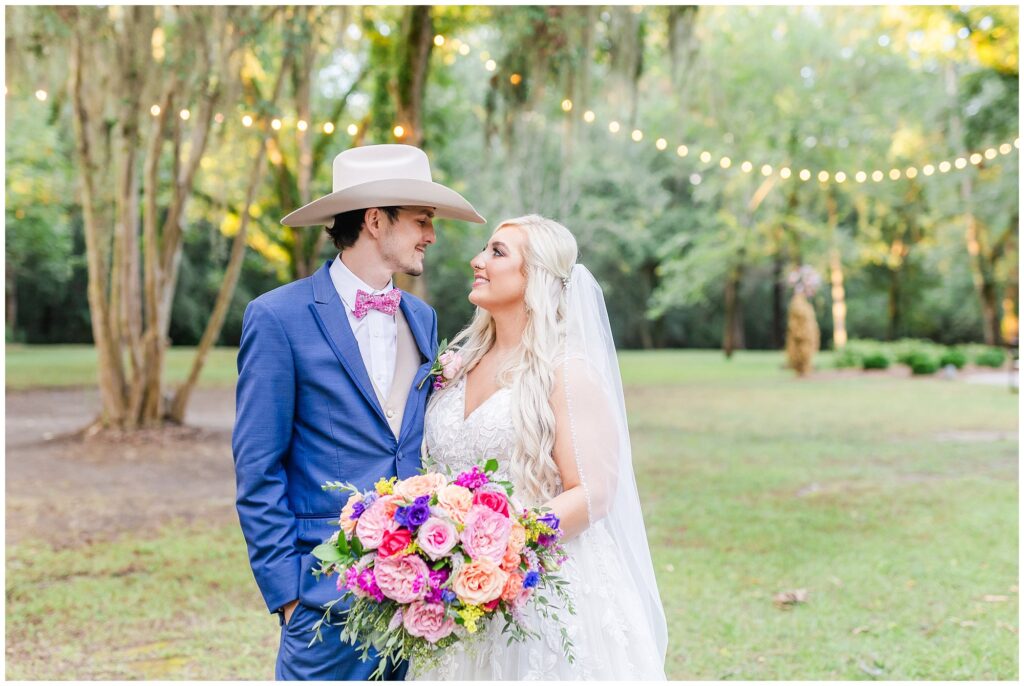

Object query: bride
[411,214,668,680]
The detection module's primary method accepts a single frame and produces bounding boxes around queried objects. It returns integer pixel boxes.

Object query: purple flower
[523,571,540,589]
[454,466,489,490]
[428,567,450,588]
[537,533,557,548]
[362,492,379,508]
[441,589,457,604]
[424,586,444,603]
[357,567,385,602]
[538,513,560,530]
[395,495,431,530]
[350,501,366,519]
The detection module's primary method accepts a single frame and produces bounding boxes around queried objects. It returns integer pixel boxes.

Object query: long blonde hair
[430,214,578,502]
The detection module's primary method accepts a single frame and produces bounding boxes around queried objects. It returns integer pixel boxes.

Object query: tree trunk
[169,45,293,423]
[667,6,699,98]
[825,191,847,350]
[723,256,745,359]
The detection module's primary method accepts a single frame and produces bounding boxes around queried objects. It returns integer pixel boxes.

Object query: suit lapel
[399,296,435,393]
[309,261,387,423]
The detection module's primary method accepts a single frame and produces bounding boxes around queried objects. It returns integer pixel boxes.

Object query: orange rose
[339,494,362,535]
[500,572,525,603]
[452,558,508,606]
[500,544,521,573]
[393,473,447,501]
[436,484,473,524]
[507,521,527,556]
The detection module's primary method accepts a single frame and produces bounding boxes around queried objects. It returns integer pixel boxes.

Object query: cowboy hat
[279,144,485,227]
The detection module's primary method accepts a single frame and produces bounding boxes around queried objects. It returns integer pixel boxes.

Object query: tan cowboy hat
[280,144,485,227]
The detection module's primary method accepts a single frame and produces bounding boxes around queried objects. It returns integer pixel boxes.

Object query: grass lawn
[5,348,1019,679]
[4,344,240,390]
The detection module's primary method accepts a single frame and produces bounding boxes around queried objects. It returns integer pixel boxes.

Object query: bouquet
[309,459,575,679]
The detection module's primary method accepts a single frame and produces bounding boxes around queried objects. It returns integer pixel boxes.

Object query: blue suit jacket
[232,260,437,614]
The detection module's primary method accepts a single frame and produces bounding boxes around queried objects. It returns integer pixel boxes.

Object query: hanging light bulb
[872,170,884,182]
[799,169,811,181]
[631,129,643,142]
[459,44,470,56]
[741,161,753,173]
[323,122,335,134]
[347,123,358,136]
[780,167,792,179]
[484,59,496,72]
[434,35,445,47]
[938,161,951,172]
[655,138,667,151]
[834,171,847,183]
[179,109,190,121]
[297,120,308,131]
[608,121,620,133]
[817,170,830,183]
[999,143,1012,155]
[583,110,595,123]
[719,156,732,168]
[761,164,773,176]
[676,145,689,157]
[242,115,254,127]
[954,157,967,169]
[969,152,983,165]
[855,171,867,183]
[561,99,573,112]
[393,125,406,138]
[271,118,282,130]
[699,151,712,163]
[889,169,901,180]
[922,164,935,176]
[150,105,161,116]
[984,148,997,160]
[905,167,918,179]
[35,89,47,101]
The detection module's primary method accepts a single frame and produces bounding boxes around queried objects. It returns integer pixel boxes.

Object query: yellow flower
[458,605,484,633]
[374,477,397,496]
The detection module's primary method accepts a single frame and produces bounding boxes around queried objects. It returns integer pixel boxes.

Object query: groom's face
[377,206,436,276]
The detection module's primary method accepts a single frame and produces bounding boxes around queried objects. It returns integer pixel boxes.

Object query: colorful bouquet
[309,459,575,679]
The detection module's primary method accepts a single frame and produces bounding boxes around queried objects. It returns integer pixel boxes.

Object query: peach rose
[507,521,527,556]
[393,472,447,501]
[374,554,430,604]
[339,494,363,536]
[500,572,525,603]
[436,484,473,524]
[500,544,522,573]
[452,557,508,606]
[355,495,398,550]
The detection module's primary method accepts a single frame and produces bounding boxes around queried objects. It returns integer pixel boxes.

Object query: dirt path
[5,387,239,547]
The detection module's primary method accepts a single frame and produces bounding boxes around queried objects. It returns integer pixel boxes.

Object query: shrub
[832,347,860,369]
[862,352,891,370]
[975,347,1007,368]
[939,348,967,369]
[907,352,940,375]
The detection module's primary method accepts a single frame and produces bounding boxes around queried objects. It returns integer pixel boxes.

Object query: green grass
[4,344,241,390]
[5,349,1019,679]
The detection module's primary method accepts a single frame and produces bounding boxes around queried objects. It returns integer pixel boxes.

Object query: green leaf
[312,542,343,563]
[484,458,499,474]
[336,532,351,556]
[351,535,364,556]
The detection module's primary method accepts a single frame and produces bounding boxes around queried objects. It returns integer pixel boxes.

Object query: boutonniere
[417,338,463,391]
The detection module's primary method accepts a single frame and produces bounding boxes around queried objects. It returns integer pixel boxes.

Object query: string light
[872,170,884,182]
[818,170,830,183]
[954,157,967,169]
[561,99,573,112]
[150,105,161,116]
[323,122,335,134]
[719,156,732,169]
[484,59,496,72]
[242,115,254,127]
[179,109,190,121]
[631,129,643,142]
[699,151,712,163]
[999,143,1012,155]
[271,118,282,130]
[393,125,405,138]
[347,124,358,136]
[433,35,445,47]
[35,89,47,101]
[459,44,470,56]
[984,148,997,159]
[583,110,595,123]
[297,120,308,131]
[780,167,792,179]
[855,171,867,183]
[510,73,522,86]
[834,171,846,183]
[608,121,620,133]
[969,152,982,164]
[923,164,935,176]
[889,169,901,180]
[939,161,951,173]
[761,164,773,176]
[655,138,667,151]
[676,145,689,157]
[905,167,918,179]
[799,169,812,181]
[741,160,753,173]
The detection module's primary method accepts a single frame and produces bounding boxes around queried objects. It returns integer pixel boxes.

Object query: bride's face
[468,225,528,311]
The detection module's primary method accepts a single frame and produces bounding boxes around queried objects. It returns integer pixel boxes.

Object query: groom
[232,144,484,680]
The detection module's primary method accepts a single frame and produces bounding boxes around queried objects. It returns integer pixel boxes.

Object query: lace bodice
[423,376,561,501]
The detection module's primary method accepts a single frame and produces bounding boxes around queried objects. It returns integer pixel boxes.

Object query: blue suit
[232,260,437,680]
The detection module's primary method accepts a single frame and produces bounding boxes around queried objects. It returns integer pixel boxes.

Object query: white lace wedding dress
[408,375,666,680]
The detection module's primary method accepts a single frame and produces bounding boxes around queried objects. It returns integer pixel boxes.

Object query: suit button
[386,409,395,418]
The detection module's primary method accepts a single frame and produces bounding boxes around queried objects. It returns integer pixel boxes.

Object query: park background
[4,4,1020,680]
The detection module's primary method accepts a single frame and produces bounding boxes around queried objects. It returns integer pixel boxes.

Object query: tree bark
[169,45,293,423]
[825,191,847,350]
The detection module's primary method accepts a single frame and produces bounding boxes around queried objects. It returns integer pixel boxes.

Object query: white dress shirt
[330,254,398,398]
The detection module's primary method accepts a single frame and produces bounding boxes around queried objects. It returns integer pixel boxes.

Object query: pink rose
[416,517,458,560]
[452,557,508,606]
[378,528,412,558]
[473,489,510,518]
[438,351,462,380]
[374,554,430,604]
[355,495,398,550]
[393,473,447,501]
[402,600,456,643]
[500,544,521,573]
[436,484,473,524]
[461,505,512,564]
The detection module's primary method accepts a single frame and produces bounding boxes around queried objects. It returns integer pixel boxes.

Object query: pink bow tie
[353,288,402,319]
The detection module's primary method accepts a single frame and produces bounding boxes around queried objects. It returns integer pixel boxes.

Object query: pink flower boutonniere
[418,339,463,391]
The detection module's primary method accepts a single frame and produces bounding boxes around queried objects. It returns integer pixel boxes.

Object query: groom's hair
[327,206,401,251]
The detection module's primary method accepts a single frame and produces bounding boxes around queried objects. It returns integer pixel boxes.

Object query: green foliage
[861,352,891,370]
[974,347,1007,368]
[939,348,968,369]
[906,352,940,375]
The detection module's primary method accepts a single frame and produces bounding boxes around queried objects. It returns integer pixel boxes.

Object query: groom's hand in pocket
[281,599,299,626]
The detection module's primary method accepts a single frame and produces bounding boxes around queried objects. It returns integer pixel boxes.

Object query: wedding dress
[409,267,667,680]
